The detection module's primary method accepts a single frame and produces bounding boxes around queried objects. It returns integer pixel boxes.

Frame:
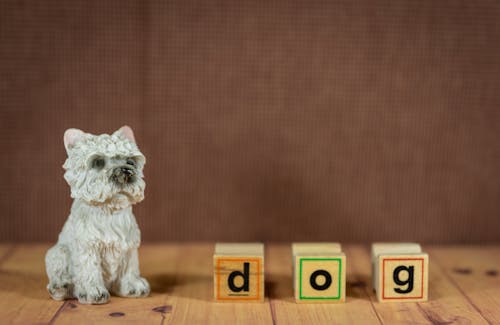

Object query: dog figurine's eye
[91,157,106,170]
[126,158,136,167]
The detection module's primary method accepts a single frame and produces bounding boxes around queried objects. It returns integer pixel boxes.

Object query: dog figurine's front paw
[116,276,150,298]
[47,281,71,300]
[76,285,110,304]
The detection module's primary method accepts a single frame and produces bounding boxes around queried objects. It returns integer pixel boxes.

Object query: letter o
[309,270,332,291]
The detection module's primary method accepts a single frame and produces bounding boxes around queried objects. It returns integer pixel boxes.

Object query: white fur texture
[45,126,149,304]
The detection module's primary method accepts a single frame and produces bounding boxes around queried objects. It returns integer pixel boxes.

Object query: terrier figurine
[45,126,149,304]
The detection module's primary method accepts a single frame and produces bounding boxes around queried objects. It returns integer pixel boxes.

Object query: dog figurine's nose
[121,167,134,176]
[112,166,136,184]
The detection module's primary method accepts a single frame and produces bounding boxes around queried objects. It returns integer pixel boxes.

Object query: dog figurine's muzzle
[111,166,136,185]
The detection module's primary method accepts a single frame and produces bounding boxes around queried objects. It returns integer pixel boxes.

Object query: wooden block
[371,242,422,290]
[213,243,264,302]
[372,243,429,302]
[292,242,346,303]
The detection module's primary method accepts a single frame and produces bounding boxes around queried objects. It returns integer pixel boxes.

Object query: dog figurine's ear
[64,128,85,153]
[113,125,136,143]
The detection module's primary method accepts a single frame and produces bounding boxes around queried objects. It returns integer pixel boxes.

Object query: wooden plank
[427,245,500,324]
[165,244,273,324]
[350,245,490,324]
[53,243,179,324]
[0,244,65,324]
[416,248,489,324]
[269,244,382,324]
[345,245,431,324]
[0,244,14,264]
[54,243,274,324]
[0,243,498,324]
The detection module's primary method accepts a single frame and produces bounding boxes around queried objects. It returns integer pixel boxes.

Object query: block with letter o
[292,243,346,303]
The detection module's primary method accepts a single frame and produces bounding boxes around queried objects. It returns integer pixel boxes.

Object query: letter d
[228,262,250,292]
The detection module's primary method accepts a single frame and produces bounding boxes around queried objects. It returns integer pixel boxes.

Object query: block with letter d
[372,243,429,302]
[292,242,346,303]
[213,243,264,302]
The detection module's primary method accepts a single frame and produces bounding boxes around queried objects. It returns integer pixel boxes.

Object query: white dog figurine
[45,126,149,304]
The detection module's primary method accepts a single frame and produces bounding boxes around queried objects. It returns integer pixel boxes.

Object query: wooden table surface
[0,244,499,324]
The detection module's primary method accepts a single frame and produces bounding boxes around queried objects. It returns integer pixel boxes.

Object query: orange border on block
[216,257,261,301]
[382,257,425,300]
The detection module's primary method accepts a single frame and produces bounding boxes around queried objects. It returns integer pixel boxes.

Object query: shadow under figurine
[45,126,149,304]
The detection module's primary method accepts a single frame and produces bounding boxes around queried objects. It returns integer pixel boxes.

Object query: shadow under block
[213,243,264,302]
[371,243,429,302]
[292,243,346,303]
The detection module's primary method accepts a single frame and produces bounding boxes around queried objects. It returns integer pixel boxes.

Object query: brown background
[1,0,499,243]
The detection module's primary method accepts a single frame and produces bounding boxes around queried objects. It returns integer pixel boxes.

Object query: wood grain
[54,244,179,324]
[55,244,273,324]
[0,244,499,324]
[348,245,491,324]
[427,245,500,324]
[0,244,14,264]
[346,245,431,324]
[269,244,381,324]
[0,244,65,324]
